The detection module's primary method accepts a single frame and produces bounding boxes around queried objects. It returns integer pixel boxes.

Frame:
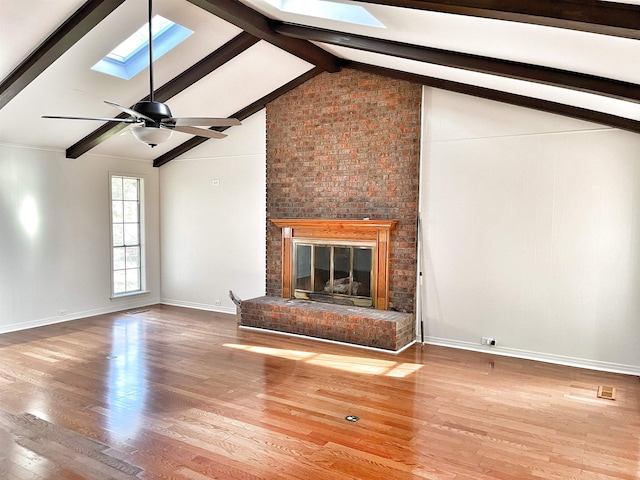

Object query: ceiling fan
[43,0,240,147]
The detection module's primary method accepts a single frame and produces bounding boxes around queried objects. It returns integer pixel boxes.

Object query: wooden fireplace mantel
[271,218,397,310]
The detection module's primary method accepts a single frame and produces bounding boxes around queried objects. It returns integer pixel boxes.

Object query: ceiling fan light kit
[129,100,172,147]
[42,0,240,149]
[132,125,173,147]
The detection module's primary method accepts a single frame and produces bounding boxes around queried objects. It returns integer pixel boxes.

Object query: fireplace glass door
[293,240,375,307]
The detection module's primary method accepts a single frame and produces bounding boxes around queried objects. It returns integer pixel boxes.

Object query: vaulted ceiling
[1,0,638,167]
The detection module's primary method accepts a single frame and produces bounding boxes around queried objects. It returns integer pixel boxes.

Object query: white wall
[420,88,640,375]
[0,144,161,333]
[159,111,266,313]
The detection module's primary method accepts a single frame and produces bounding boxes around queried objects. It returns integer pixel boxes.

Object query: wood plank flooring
[0,304,638,479]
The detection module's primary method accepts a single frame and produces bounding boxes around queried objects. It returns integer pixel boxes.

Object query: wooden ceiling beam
[66,32,260,159]
[349,62,640,135]
[153,67,325,167]
[274,23,640,103]
[186,0,342,72]
[356,0,640,40]
[0,0,126,110]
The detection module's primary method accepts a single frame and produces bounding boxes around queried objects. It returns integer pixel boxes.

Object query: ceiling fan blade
[104,101,154,122]
[167,117,241,127]
[42,115,137,123]
[170,125,228,139]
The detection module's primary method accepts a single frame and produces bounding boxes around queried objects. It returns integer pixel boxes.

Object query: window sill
[110,291,151,300]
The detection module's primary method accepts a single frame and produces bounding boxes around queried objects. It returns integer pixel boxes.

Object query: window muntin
[111,175,144,296]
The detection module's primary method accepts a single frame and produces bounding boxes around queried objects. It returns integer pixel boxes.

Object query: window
[110,175,145,296]
[92,15,193,80]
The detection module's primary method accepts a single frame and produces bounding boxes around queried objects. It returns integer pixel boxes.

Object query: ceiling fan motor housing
[135,101,173,126]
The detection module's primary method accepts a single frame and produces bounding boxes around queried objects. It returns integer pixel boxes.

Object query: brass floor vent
[597,385,616,400]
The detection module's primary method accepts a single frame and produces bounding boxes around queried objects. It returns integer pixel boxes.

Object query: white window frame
[109,173,147,298]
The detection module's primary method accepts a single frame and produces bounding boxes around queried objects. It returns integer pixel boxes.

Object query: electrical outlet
[214,299,221,306]
[58,309,68,316]
[481,337,496,346]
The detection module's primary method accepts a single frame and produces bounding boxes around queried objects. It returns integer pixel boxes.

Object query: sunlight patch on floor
[224,343,423,377]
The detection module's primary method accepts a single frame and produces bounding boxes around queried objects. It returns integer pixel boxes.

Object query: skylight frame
[106,15,174,63]
[91,15,193,80]
[264,0,385,28]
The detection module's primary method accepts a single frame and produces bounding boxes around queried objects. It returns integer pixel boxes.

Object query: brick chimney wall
[265,68,421,313]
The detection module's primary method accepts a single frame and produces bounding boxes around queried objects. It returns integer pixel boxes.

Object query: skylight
[265,0,385,28]
[92,15,193,80]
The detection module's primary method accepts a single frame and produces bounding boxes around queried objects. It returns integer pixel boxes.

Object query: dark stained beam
[0,0,126,110]
[66,32,260,159]
[153,67,325,167]
[356,0,640,40]
[349,61,640,135]
[185,0,342,72]
[274,23,640,103]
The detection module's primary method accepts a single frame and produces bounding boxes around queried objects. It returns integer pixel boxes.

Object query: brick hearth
[240,296,415,352]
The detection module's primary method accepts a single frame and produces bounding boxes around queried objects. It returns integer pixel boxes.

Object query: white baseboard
[423,336,640,376]
[160,298,236,315]
[0,296,161,335]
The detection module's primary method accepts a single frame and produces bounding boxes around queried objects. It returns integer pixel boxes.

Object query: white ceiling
[0,0,638,164]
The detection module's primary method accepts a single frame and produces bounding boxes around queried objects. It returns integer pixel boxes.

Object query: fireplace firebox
[293,239,375,307]
[271,219,397,309]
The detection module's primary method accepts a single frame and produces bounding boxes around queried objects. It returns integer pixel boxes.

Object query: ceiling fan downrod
[130,0,172,146]
[148,0,154,103]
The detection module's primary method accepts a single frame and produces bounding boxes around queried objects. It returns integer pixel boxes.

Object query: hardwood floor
[0,305,638,479]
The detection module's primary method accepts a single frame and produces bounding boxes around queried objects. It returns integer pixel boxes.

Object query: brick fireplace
[239,68,422,351]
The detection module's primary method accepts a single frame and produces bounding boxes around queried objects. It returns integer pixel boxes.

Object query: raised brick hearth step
[239,296,415,352]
